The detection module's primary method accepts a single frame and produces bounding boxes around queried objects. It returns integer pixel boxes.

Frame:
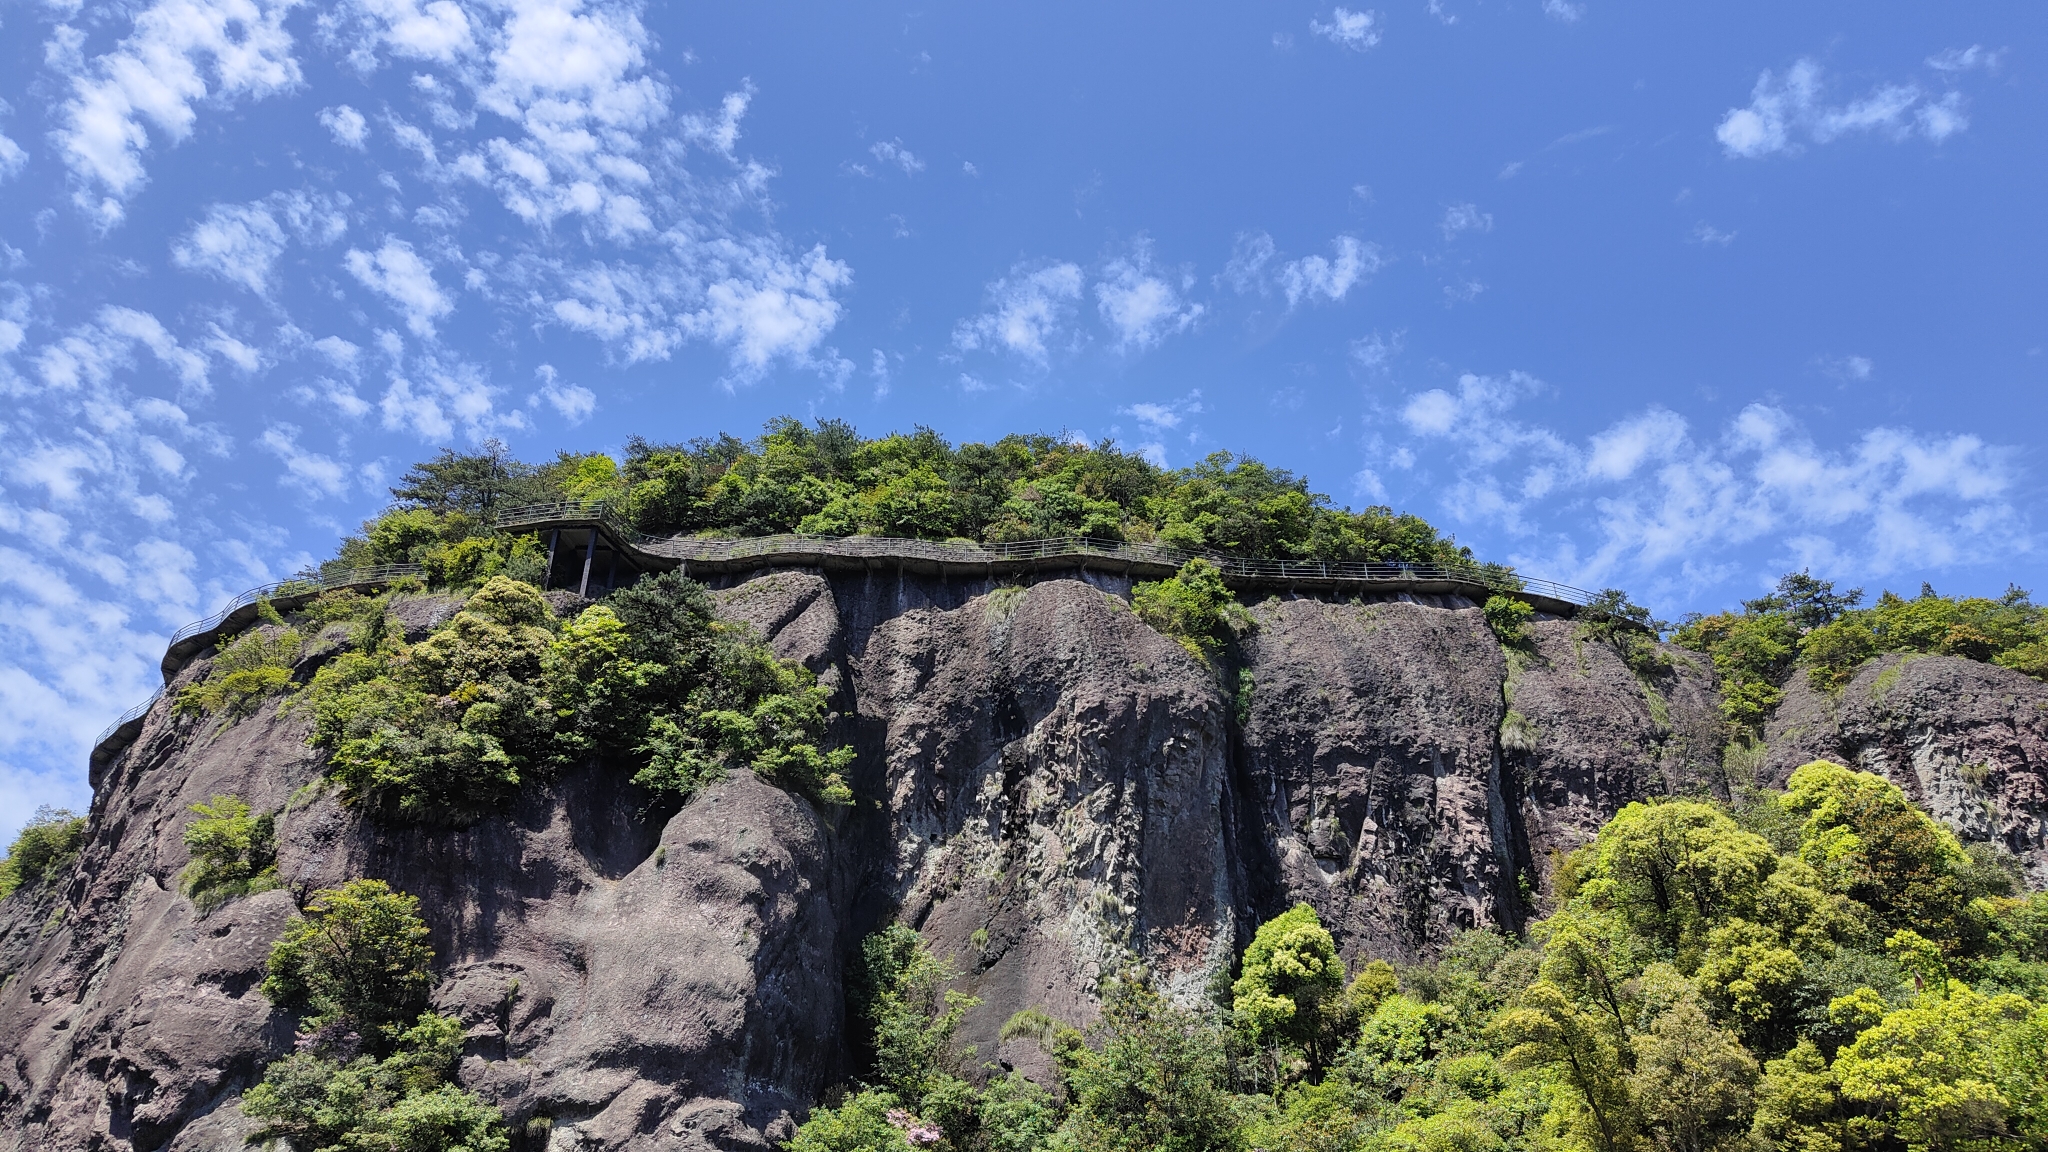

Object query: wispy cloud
[1393,372,2024,594]
[953,262,1085,364]
[1310,8,1381,51]
[1095,244,1203,352]
[869,138,924,175]
[1440,203,1493,240]
[1225,233,1380,307]
[1717,57,1971,159]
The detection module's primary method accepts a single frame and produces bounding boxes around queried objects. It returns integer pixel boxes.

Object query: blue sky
[2,0,2043,841]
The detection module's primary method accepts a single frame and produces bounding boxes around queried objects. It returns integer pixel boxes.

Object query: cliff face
[0,570,2035,1151]
[1763,650,2048,890]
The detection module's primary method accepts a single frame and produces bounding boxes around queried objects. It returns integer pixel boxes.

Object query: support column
[544,529,560,590]
[579,527,598,598]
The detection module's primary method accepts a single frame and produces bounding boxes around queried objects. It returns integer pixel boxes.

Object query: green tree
[1233,903,1349,1073]
[262,879,435,1047]
[180,794,278,911]
[1629,994,1758,1152]
[1784,761,1982,953]
[1496,981,1639,1152]
[1060,975,1243,1152]
[0,806,86,900]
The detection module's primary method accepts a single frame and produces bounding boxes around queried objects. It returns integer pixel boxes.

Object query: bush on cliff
[297,573,852,824]
[1132,558,1251,660]
[179,794,277,913]
[246,878,507,1151]
[0,806,87,901]
[173,621,303,718]
[1677,572,2048,735]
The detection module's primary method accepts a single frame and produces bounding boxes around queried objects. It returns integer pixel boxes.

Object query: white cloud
[0,132,25,182]
[1818,354,1874,381]
[172,200,287,293]
[377,355,515,441]
[680,90,747,157]
[345,239,452,337]
[869,138,924,175]
[319,103,368,146]
[36,307,211,397]
[258,423,350,496]
[1393,373,2022,590]
[1716,58,1970,159]
[1226,232,1379,307]
[54,0,303,223]
[1542,0,1584,22]
[1926,46,2001,74]
[1309,8,1381,51]
[1095,247,1203,352]
[326,0,474,68]
[1280,236,1377,306]
[953,262,1085,364]
[1691,222,1737,247]
[531,364,596,423]
[1440,203,1492,240]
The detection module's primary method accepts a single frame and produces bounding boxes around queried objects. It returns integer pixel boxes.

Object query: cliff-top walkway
[88,502,1603,771]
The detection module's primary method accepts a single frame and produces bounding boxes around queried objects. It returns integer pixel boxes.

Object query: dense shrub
[1679,572,2048,736]
[336,420,1492,579]
[1132,559,1251,659]
[180,794,277,912]
[246,878,507,1150]
[298,573,853,824]
[1482,595,1534,646]
[173,623,303,717]
[0,806,87,901]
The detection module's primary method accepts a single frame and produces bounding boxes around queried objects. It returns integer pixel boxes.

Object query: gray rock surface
[1763,651,2048,888]
[11,568,1970,1151]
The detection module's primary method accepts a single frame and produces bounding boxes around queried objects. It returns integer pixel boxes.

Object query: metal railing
[497,501,1601,608]
[164,564,426,652]
[90,564,425,762]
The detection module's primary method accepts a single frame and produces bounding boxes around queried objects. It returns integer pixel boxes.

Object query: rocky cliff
[2,569,2042,1151]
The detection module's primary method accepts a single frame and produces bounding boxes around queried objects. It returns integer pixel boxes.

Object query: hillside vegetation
[1675,572,2048,734]
[320,420,1504,582]
[795,763,2048,1152]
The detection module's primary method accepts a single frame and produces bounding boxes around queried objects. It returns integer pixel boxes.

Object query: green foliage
[1234,904,1350,1071]
[300,576,557,824]
[249,878,506,1151]
[1783,760,1986,954]
[616,420,1479,569]
[0,806,86,901]
[298,570,853,825]
[787,765,2047,1152]
[1482,597,1534,646]
[1681,573,2048,737]
[262,879,435,1046]
[1132,559,1249,659]
[180,794,277,912]
[1060,975,1243,1152]
[174,625,303,717]
[857,925,982,1111]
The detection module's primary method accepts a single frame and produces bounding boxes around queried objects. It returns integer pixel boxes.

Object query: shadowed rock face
[1764,651,2048,889]
[10,569,1976,1152]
